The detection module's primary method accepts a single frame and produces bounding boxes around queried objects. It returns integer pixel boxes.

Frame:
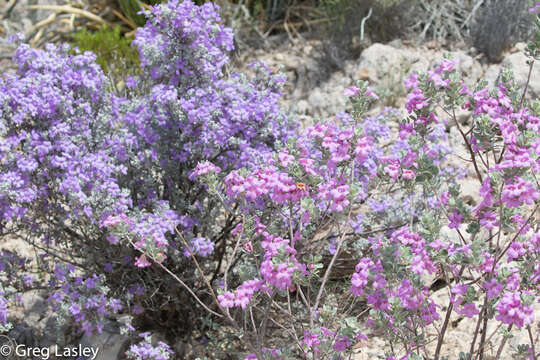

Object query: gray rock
[19,290,46,324]
[307,87,325,111]
[350,43,426,85]
[501,51,540,99]
[483,64,502,88]
[79,321,129,360]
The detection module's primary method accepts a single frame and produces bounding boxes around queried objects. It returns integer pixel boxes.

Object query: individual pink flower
[456,302,480,318]
[507,241,527,262]
[402,169,416,180]
[277,150,294,167]
[440,58,458,72]
[189,160,221,180]
[384,163,400,179]
[218,291,235,308]
[495,292,535,328]
[343,86,361,97]
[242,241,253,253]
[355,136,374,163]
[404,73,419,89]
[134,254,151,268]
[365,87,379,99]
[439,191,449,206]
[501,178,539,208]
[405,88,429,113]
[399,123,415,139]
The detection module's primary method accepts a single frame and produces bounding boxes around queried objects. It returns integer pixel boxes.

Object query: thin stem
[467,304,484,360]
[494,324,512,360]
[143,250,222,317]
[494,203,539,265]
[174,227,222,311]
[528,326,538,360]
[477,301,489,360]
[224,216,245,292]
[433,301,454,359]
[453,106,483,183]
[434,266,465,360]
[519,60,535,109]
[313,159,355,312]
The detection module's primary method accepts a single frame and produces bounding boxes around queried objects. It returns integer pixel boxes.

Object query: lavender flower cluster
[0,1,539,359]
[0,0,293,346]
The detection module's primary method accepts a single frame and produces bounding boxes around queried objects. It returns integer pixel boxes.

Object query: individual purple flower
[328,237,338,255]
[0,297,8,324]
[125,75,138,90]
[183,237,215,257]
[483,278,503,299]
[333,336,351,352]
[109,299,123,313]
[349,214,364,234]
[302,331,321,353]
[81,320,93,337]
[23,274,34,287]
[126,333,172,360]
[69,304,82,316]
[448,210,463,229]
[85,276,97,289]
[133,303,144,315]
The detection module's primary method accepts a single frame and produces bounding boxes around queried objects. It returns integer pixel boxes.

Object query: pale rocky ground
[1,0,540,359]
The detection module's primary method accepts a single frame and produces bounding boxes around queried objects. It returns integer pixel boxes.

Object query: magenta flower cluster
[1,1,539,359]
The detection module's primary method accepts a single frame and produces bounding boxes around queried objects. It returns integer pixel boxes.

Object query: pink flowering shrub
[0,2,539,360]
[180,16,539,360]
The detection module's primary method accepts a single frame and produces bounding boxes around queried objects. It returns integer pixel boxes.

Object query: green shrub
[71,24,141,83]
[472,0,534,62]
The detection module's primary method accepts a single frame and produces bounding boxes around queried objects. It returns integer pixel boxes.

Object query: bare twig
[145,251,223,318]
[528,326,538,360]
[111,8,137,30]
[494,324,513,360]
[519,59,535,109]
[26,5,108,25]
[1,0,18,20]
[360,7,372,41]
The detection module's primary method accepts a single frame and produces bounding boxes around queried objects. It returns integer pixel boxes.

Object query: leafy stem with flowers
[0,1,540,360]
[178,10,540,359]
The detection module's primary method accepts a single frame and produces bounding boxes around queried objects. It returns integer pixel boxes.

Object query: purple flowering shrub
[0,1,539,360]
[0,43,136,335]
[0,0,292,345]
